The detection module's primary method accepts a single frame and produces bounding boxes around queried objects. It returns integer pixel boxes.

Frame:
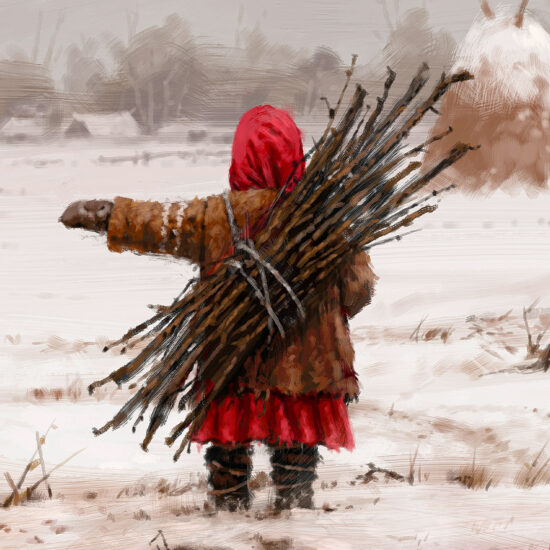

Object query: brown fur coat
[107,189,376,398]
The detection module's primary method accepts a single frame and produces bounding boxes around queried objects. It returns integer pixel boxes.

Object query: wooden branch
[481,0,495,19]
[2,421,56,507]
[410,316,428,342]
[149,530,170,550]
[35,432,52,499]
[4,447,83,508]
[23,449,84,505]
[515,0,529,28]
[4,473,19,505]
[360,462,405,483]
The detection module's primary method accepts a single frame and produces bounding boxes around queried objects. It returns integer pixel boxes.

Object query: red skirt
[190,390,354,450]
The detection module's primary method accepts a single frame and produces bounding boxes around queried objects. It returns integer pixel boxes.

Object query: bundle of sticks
[89,60,475,461]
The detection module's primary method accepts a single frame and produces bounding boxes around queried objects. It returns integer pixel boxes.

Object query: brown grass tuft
[515,443,550,488]
[409,318,453,343]
[252,533,295,550]
[26,376,123,403]
[449,452,497,490]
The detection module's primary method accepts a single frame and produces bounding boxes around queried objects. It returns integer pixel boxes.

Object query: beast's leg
[205,444,253,511]
[269,445,320,510]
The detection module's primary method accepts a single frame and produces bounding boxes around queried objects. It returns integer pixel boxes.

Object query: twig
[3,420,56,507]
[149,530,170,550]
[4,473,19,505]
[531,441,548,468]
[35,431,52,499]
[320,97,334,119]
[481,0,495,19]
[4,448,84,507]
[470,449,477,489]
[410,316,428,342]
[407,126,453,156]
[25,448,85,502]
[360,462,405,483]
[408,446,419,485]
[515,0,529,28]
[364,228,422,251]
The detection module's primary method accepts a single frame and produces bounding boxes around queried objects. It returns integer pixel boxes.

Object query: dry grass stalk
[2,420,56,507]
[410,317,453,343]
[515,442,550,488]
[3,473,19,505]
[3,426,82,508]
[523,299,549,361]
[408,446,419,485]
[88,61,475,460]
[35,431,52,499]
[515,0,529,29]
[409,316,427,342]
[450,451,496,490]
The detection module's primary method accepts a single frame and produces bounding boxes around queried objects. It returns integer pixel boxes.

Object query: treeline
[0,8,456,134]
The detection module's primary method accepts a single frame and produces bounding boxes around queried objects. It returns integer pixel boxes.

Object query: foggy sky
[1,0,550,83]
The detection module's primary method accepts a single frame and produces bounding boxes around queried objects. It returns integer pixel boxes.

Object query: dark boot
[269,445,320,510]
[205,444,253,511]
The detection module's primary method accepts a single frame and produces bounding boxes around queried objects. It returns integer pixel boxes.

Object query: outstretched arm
[60,196,206,263]
[106,196,206,261]
[60,189,278,265]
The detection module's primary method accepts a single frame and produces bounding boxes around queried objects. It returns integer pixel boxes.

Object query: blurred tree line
[0,6,456,134]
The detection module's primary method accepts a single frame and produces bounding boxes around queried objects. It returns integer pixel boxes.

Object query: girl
[60,105,376,511]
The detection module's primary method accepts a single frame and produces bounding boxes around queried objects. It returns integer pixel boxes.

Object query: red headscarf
[229,105,305,192]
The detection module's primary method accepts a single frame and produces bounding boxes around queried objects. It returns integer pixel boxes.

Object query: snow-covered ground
[1,139,550,549]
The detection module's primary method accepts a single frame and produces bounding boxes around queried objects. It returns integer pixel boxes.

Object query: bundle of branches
[89,60,475,461]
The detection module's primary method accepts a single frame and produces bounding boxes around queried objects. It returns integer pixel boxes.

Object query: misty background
[2,0,550,136]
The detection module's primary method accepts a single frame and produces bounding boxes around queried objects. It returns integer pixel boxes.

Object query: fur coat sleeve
[106,189,278,264]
